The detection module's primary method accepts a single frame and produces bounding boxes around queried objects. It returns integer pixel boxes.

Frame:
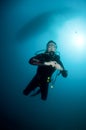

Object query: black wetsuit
[23,52,68,100]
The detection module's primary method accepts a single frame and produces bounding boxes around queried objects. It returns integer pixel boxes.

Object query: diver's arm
[44,60,68,77]
[29,57,44,65]
[29,56,62,69]
[54,62,63,71]
[58,61,68,77]
[29,54,45,66]
[55,57,68,77]
[44,61,63,71]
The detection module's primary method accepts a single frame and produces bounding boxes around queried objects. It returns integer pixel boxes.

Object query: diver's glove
[61,70,68,78]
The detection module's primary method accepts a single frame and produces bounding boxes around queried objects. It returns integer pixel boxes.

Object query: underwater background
[1,0,86,130]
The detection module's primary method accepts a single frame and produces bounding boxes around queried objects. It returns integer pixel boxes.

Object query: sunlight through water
[58,18,86,61]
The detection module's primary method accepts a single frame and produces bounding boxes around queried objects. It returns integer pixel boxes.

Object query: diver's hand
[44,61,55,67]
[54,62,63,71]
[44,61,63,71]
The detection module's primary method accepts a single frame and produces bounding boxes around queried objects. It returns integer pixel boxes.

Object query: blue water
[1,0,86,130]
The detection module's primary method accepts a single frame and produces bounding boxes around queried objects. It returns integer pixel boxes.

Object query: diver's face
[47,43,57,52]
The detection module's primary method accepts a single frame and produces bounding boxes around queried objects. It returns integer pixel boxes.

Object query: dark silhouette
[23,40,68,100]
[17,8,75,42]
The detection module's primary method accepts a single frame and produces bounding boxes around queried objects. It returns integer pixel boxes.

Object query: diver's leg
[40,83,48,100]
[23,77,38,96]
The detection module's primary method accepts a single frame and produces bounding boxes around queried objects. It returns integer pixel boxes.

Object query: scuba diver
[23,40,68,100]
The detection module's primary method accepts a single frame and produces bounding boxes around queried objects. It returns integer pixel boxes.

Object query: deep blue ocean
[1,0,86,129]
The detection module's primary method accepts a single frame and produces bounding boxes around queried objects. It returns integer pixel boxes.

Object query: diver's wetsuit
[23,52,68,100]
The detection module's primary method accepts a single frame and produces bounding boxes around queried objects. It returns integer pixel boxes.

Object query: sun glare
[58,18,86,60]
